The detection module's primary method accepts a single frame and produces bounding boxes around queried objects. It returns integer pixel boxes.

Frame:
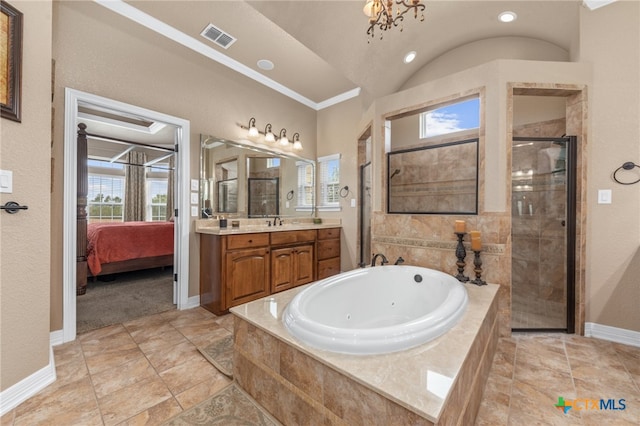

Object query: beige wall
[0,1,52,391]
[316,96,364,271]
[578,1,640,331]
[50,1,318,330]
[401,36,570,91]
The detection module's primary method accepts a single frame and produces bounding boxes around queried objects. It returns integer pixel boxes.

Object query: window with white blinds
[318,153,340,210]
[296,161,314,210]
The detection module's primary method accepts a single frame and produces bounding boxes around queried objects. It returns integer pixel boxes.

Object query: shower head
[389,169,401,179]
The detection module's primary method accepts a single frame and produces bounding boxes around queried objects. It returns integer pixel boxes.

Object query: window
[146,178,168,221]
[88,174,124,223]
[318,154,340,210]
[296,161,314,210]
[420,97,480,139]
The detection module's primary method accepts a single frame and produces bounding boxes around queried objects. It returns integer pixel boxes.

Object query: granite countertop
[230,282,499,422]
[195,218,341,235]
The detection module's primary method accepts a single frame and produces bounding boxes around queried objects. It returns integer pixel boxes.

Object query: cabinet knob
[248,239,253,243]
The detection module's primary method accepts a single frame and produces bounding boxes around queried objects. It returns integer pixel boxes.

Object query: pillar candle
[470,230,482,251]
[455,220,466,233]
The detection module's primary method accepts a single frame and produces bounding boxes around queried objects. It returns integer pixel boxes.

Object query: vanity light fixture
[278,128,289,146]
[238,119,303,150]
[247,117,259,138]
[264,124,276,143]
[292,133,303,150]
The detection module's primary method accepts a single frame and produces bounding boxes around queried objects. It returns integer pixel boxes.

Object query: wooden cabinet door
[293,244,314,286]
[271,247,294,293]
[225,247,270,308]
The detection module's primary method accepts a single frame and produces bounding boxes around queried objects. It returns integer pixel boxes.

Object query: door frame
[62,88,190,342]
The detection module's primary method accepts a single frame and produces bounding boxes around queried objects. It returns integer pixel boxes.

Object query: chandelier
[363,0,425,41]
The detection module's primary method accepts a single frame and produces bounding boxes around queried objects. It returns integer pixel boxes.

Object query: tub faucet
[371,253,389,267]
[394,256,405,265]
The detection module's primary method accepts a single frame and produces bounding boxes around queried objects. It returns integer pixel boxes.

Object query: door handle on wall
[1,201,29,214]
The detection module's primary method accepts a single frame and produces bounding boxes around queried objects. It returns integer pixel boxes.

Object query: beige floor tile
[84,345,145,376]
[14,376,98,425]
[172,318,231,347]
[144,339,202,373]
[92,354,159,399]
[117,397,184,426]
[159,356,223,395]
[136,327,190,355]
[1,409,15,426]
[123,312,171,336]
[98,375,173,426]
[174,373,232,410]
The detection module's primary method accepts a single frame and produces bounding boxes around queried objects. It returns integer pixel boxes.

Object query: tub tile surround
[371,212,512,336]
[230,282,499,424]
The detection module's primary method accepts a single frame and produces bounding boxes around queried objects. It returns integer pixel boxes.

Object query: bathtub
[283,265,469,355]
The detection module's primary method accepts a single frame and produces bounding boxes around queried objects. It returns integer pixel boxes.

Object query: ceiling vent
[200,23,236,49]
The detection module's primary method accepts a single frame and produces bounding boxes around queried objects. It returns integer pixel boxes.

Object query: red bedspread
[87,221,174,276]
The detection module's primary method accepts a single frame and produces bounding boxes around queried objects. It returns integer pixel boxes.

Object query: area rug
[76,268,174,334]
[163,382,281,425]
[198,335,233,378]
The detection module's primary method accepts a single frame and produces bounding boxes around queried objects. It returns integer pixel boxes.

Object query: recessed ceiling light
[257,59,274,71]
[404,51,417,64]
[498,11,517,23]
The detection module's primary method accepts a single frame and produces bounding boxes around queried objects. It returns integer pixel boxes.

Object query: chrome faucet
[371,253,389,267]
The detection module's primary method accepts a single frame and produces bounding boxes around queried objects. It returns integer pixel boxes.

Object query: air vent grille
[201,23,236,49]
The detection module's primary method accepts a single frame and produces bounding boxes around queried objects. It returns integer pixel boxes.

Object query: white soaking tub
[283,265,468,355]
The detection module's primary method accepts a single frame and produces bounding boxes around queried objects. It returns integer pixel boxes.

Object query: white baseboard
[584,322,640,347]
[0,346,57,416]
[50,329,64,347]
[182,295,201,310]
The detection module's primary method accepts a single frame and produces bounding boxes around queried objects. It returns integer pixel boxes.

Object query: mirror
[200,135,315,218]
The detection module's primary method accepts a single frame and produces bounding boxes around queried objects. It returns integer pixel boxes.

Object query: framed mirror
[200,135,315,218]
[387,139,479,214]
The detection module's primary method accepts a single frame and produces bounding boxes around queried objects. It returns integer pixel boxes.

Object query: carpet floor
[76,268,175,334]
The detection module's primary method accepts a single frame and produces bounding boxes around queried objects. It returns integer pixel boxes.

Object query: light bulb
[293,140,303,150]
[280,136,289,146]
[265,131,275,143]
[248,126,259,138]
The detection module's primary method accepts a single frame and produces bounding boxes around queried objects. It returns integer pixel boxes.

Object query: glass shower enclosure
[511,136,576,332]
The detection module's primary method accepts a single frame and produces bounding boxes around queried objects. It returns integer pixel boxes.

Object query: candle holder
[470,250,487,286]
[454,232,469,282]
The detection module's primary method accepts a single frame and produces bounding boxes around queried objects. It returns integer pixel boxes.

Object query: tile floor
[511,289,566,329]
[2,308,639,425]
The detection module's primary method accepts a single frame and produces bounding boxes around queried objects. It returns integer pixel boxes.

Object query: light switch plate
[598,189,612,204]
[191,179,199,191]
[191,206,199,217]
[0,170,12,193]
[350,198,356,208]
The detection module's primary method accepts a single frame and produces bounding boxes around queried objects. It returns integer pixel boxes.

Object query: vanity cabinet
[200,227,340,315]
[271,244,314,293]
[317,228,341,279]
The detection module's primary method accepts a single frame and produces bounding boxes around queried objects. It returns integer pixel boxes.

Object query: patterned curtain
[125,151,147,221]
[166,155,175,220]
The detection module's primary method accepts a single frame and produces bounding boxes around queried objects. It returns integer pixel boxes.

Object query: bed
[87,220,173,273]
[76,123,174,295]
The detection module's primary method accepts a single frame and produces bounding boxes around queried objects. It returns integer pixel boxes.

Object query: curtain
[125,151,146,221]
[166,155,175,220]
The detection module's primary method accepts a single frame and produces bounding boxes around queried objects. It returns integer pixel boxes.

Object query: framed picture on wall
[1,1,23,122]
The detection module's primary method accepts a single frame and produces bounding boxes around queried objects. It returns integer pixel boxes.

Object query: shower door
[359,162,372,267]
[511,136,576,332]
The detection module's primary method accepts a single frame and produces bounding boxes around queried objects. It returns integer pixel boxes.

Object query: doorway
[511,136,576,332]
[62,88,191,342]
